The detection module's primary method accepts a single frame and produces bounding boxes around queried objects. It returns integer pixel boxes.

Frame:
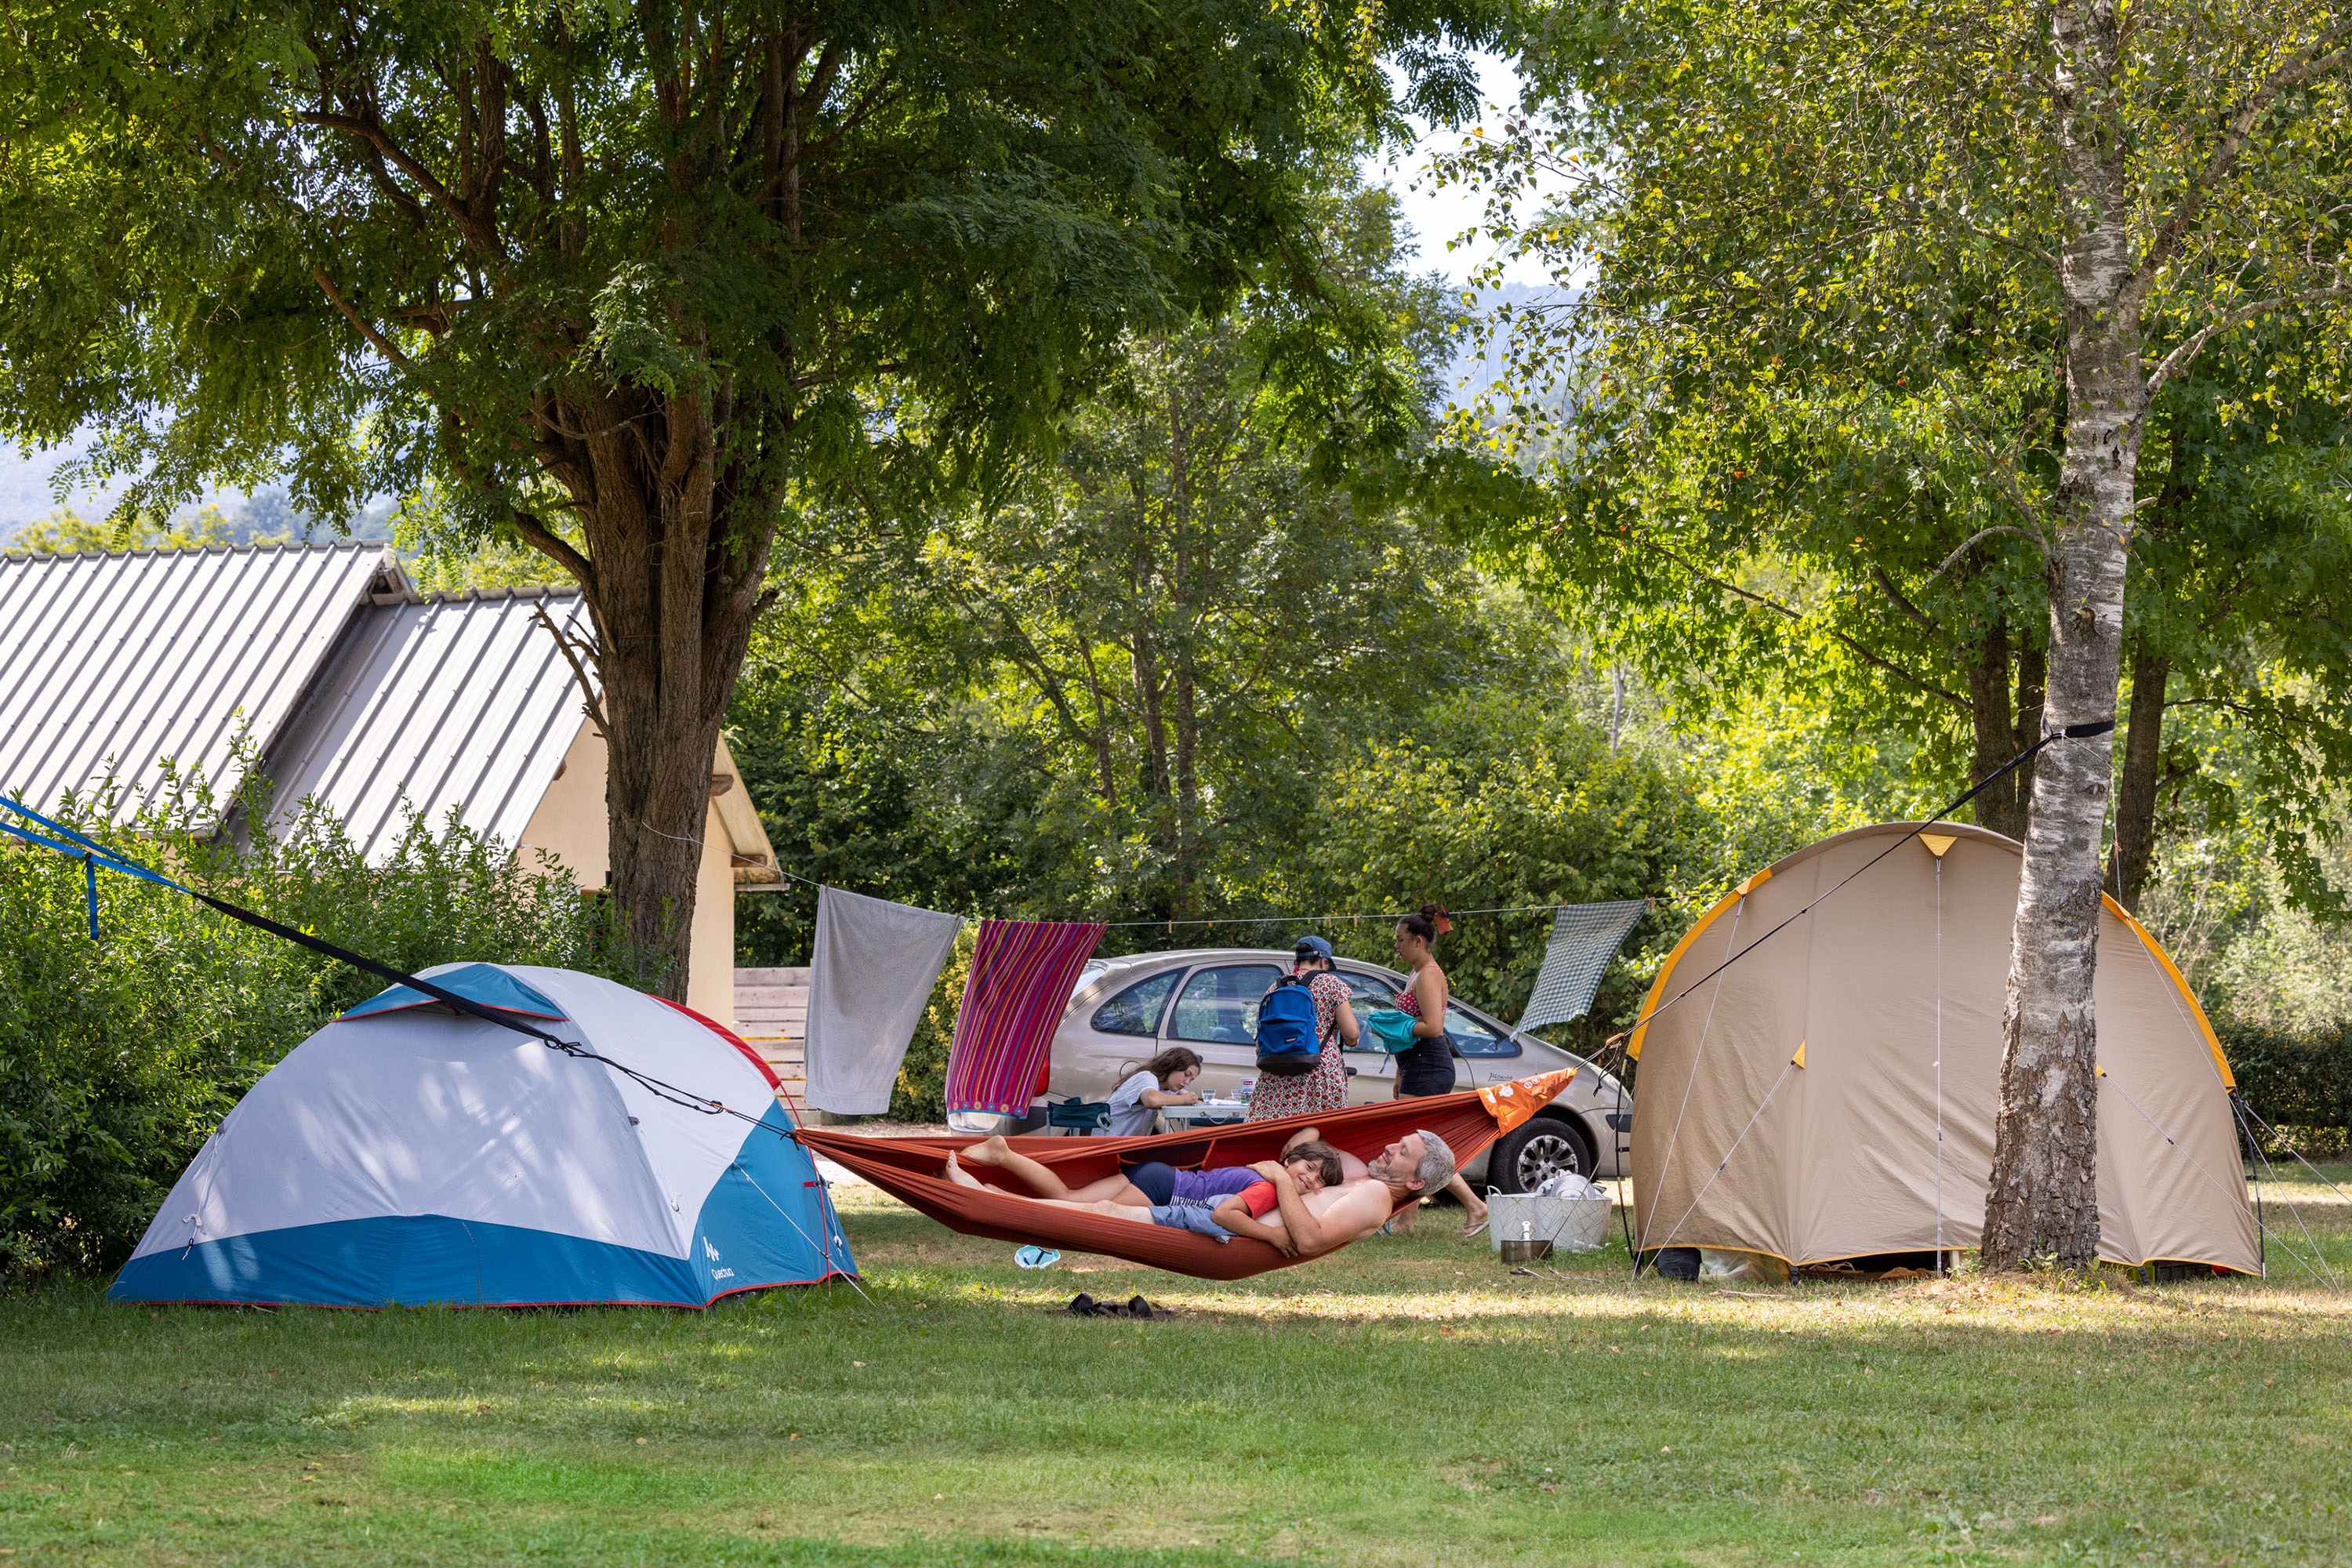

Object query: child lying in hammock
[943,1129,1456,1259]
[945,1133,1339,1228]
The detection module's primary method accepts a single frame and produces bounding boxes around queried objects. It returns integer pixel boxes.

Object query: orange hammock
[797,1083,1542,1281]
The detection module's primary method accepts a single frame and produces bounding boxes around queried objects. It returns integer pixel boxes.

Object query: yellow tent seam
[2103,895,2234,1089]
[1628,881,1751,1061]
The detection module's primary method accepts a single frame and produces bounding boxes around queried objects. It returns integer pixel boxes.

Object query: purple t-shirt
[1169,1167,1262,1203]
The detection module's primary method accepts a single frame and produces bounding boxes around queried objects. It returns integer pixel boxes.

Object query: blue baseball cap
[1293,935,1335,963]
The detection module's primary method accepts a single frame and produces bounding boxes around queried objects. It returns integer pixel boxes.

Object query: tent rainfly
[111,964,854,1308]
[1628,822,2260,1275]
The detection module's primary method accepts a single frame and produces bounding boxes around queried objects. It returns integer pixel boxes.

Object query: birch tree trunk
[1980,0,2141,1272]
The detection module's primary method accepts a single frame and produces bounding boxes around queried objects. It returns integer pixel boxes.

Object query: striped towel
[945,918,1106,1116]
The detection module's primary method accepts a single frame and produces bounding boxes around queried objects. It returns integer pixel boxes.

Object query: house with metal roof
[0,542,779,1025]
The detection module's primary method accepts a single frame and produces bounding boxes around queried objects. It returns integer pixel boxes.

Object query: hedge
[2214,1021,2352,1157]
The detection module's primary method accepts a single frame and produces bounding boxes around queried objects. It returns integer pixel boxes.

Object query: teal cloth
[1364,1009,1418,1054]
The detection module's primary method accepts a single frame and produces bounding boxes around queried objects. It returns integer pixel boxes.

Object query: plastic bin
[1487,1191,1613,1255]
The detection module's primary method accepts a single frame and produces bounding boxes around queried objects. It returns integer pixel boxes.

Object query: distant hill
[0,438,394,550]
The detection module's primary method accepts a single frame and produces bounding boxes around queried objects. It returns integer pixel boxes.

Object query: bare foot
[962,1135,1011,1167]
[942,1149,983,1189]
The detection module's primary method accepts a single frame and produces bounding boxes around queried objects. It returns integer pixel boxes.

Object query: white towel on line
[805,885,964,1116]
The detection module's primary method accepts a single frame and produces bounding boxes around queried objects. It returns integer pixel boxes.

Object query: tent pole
[1933,852,1945,1275]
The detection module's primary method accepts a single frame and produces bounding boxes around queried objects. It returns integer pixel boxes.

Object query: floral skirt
[1247,1044,1348,1121]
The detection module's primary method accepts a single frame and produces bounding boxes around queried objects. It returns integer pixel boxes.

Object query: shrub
[887,928,976,1123]
[2215,1020,2352,1158]
[0,771,659,1276]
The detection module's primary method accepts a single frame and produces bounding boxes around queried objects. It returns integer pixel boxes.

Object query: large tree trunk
[522,382,777,1000]
[2106,647,2168,913]
[1981,0,2140,1273]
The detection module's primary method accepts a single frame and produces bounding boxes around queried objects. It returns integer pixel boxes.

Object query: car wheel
[1485,1114,1597,1194]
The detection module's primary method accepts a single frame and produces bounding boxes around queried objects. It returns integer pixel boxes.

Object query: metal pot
[1498,1238,1555,1264]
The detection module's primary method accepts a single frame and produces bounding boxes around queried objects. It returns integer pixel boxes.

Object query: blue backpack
[1255,978,1323,1077]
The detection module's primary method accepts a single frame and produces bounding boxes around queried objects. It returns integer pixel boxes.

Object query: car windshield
[1167,964,1284,1044]
[1444,1004,1519,1057]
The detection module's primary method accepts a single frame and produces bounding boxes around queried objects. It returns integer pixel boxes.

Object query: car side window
[1338,973,1400,1050]
[1168,965,1284,1044]
[1445,1004,1520,1057]
[1090,971,1181,1037]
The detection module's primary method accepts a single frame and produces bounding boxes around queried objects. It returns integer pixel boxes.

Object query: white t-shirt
[1106,1070,1160,1136]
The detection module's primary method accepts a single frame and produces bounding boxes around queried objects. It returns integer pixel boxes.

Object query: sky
[0,53,1550,534]
[1374,50,1556,291]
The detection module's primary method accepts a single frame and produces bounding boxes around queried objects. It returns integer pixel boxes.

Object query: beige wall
[518,720,761,1029]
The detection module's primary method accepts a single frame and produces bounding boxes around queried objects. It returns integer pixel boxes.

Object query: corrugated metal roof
[0,543,398,822]
[260,585,594,860]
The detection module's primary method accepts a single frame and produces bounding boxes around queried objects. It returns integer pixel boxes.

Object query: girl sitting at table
[1105,1047,1204,1136]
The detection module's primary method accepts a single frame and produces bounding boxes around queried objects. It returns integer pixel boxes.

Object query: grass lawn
[2,1164,2349,1566]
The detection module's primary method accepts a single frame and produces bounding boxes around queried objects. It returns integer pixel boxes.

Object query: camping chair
[1044,1097,1112,1135]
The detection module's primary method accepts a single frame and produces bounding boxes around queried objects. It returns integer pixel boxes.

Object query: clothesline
[760,861,1647,929]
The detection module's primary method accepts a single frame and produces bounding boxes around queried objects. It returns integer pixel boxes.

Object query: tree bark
[2106,647,2168,913]
[1981,0,2139,1273]
[1967,619,2027,839]
[1173,663,1199,904]
[520,377,776,1000]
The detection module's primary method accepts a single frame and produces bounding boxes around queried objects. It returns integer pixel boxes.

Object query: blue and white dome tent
[111,964,855,1308]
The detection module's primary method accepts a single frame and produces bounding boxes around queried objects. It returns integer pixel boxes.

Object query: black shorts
[1123,1160,1178,1205]
[1396,1039,1456,1098]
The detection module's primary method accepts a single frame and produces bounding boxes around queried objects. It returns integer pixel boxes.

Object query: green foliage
[1297,688,1700,1050]
[0,0,1498,531]
[0,774,657,1276]
[1436,0,2352,895]
[2214,1022,2352,1157]
[3,504,257,555]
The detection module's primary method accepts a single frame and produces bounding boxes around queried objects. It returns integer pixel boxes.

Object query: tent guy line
[0,792,793,1145]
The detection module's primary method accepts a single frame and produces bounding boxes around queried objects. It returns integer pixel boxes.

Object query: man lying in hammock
[943,1128,1457,1258]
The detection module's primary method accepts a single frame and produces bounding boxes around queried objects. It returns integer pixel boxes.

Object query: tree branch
[510,506,597,595]
[310,265,413,371]
[1623,531,1968,707]
[298,111,465,220]
[2132,20,2352,293]
[2143,284,2352,402]
[532,602,612,742]
[1918,525,2049,590]
[1866,560,1936,631]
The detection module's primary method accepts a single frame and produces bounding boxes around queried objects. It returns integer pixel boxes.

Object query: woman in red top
[1386,906,1490,1236]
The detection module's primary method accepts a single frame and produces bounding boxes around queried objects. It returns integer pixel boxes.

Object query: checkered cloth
[1516,901,1649,1032]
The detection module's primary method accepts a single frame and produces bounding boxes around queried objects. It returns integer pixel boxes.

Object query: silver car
[1030,948,1632,1191]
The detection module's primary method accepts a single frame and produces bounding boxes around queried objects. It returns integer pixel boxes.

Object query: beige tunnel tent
[1628,823,2259,1275]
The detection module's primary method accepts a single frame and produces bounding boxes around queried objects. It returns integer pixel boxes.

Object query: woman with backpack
[1247,936,1359,1122]
[1384,905,1490,1236]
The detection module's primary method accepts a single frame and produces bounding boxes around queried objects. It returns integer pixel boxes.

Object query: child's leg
[960,1135,1080,1200]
